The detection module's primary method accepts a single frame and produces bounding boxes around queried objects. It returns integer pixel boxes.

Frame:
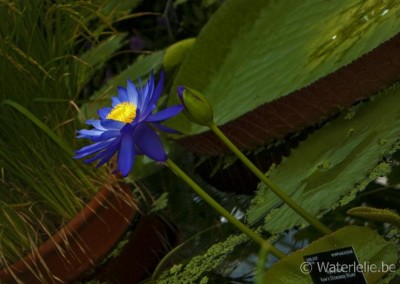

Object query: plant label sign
[303,246,367,284]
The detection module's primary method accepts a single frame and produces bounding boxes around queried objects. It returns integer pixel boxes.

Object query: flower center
[106,102,137,123]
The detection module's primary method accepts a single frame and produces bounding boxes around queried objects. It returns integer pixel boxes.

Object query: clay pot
[0,184,137,284]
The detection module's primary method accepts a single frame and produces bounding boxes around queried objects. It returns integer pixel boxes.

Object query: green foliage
[264,226,398,283]
[166,0,400,135]
[78,33,128,85]
[0,0,138,267]
[247,85,400,233]
[99,0,142,17]
[2,100,73,155]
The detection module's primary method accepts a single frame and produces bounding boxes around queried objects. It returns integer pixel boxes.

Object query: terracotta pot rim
[0,183,138,283]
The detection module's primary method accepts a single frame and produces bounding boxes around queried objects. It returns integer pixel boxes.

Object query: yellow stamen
[106,102,137,123]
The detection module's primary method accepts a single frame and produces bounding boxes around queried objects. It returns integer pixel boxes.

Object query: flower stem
[256,245,269,284]
[165,158,286,260]
[209,123,332,235]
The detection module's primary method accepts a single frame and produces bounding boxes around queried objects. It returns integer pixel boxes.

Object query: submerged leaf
[158,233,248,283]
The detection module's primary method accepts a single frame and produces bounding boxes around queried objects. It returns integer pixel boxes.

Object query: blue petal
[147,71,155,98]
[84,148,111,164]
[129,108,141,126]
[138,77,143,93]
[120,123,136,135]
[152,123,181,134]
[134,124,167,162]
[96,145,119,168]
[151,71,164,104]
[111,97,121,107]
[118,86,129,102]
[142,71,164,118]
[91,130,120,142]
[127,79,139,106]
[177,86,185,104]
[140,71,154,110]
[100,119,125,130]
[118,133,135,177]
[134,145,144,155]
[74,140,114,159]
[85,119,106,130]
[98,107,112,120]
[76,129,104,139]
[82,138,120,166]
[146,105,184,122]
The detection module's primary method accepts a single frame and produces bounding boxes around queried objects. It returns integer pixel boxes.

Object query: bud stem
[209,123,332,235]
[256,245,269,284]
[165,158,286,260]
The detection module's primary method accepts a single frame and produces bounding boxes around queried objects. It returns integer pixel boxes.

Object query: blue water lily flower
[74,72,183,177]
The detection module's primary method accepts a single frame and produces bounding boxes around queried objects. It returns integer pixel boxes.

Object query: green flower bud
[177,86,214,126]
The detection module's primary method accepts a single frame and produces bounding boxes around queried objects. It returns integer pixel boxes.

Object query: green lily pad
[167,0,400,136]
[264,226,398,284]
[247,84,400,233]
